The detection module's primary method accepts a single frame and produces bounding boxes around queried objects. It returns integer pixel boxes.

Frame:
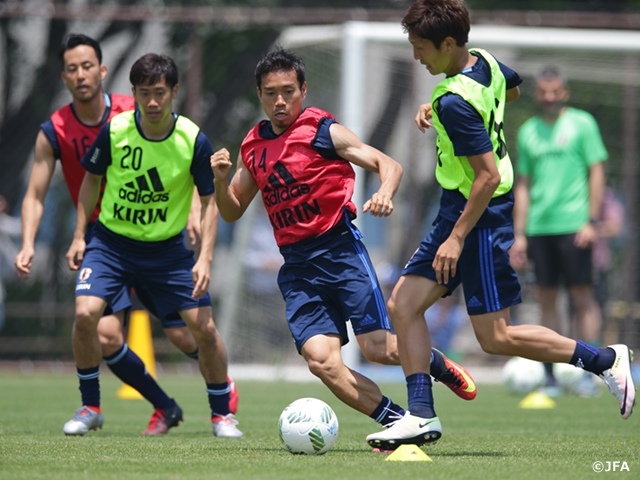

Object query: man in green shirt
[511,67,606,397]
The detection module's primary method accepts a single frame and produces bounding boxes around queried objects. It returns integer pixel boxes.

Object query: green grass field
[0,371,637,479]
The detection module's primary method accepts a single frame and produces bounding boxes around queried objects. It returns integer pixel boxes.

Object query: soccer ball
[502,357,545,394]
[278,398,339,455]
[553,363,585,394]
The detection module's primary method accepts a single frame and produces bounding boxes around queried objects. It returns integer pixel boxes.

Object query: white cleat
[366,411,442,451]
[63,406,104,436]
[212,413,243,438]
[601,345,636,419]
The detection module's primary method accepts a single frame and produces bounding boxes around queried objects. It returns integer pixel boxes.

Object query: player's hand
[509,233,528,270]
[65,237,86,271]
[210,148,233,183]
[415,103,433,133]
[191,259,211,298]
[432,236,463,284]
[14,247,35,279]
[362,192,394,217]
[574,222,598,249]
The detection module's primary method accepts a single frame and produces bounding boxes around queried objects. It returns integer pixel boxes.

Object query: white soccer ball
[553,363,585,394]
[502,357,545,394]
[278,397,339,455]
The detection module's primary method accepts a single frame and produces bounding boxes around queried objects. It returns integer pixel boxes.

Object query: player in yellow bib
[367,0,635,451]
[64,53,242,438]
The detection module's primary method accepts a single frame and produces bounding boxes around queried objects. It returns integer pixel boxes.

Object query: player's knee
[74,308,99,333]
[476,331,509,355]
[166,328,197,353]
[360,341,392,364]
[306,355,339,381]
[387,296,415,325]
[190,318,216,340]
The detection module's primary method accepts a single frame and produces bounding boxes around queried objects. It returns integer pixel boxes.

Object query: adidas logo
[263,161,310,207]
[119,167,170,204]
[467,296,483,308]
[256,159,322,231]
[360,314,377,326]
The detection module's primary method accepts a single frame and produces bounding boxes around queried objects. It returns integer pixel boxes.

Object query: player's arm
[66,172,102,271]
[433,150,500,284]
[191,193,218,298]
[329,123,403,217]
[510,175,530,269]
[15,131,57,279]
[186,188,202,250]
[575,161,606,248]
[211,148,260,223]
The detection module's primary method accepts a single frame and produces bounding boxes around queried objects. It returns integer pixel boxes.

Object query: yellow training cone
[519,391,556,409]
[117,310,156,399]
[385,444,433,462]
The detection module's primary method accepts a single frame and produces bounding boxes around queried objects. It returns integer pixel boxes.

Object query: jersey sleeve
[498,61,523,90]
[40,119,61,159]
[436,93,493,157]
[81,122,112,174]
[311,117,343,160]
[581,113,609,166]
[191,131,215,196]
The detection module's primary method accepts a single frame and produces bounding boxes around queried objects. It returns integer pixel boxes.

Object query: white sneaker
[212,414,243,438]
[600,345,636,419]
[366,411,442,451]
[63,406,104,436]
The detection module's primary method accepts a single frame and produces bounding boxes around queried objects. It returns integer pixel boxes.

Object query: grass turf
[0,371,637,479]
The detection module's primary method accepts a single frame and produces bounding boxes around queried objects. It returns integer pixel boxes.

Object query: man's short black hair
[60,33,102,66]
[255,46,306,90]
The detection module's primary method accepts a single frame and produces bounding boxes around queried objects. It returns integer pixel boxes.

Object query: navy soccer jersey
[277,214,391,352]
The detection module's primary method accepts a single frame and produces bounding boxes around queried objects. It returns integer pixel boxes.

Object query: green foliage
[0,374,638,479]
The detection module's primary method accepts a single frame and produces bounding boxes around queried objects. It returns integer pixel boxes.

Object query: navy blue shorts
[277,227,391,353]
[402,217,522,315]
[76,227,211,326]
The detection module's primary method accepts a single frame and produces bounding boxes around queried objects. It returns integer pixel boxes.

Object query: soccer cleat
[228,376,239,414]
[366,411,442,451]
[63,406,104,436]
[212,413,243,438]
[142,400,183,435]
[432,349,477,400]
[600,344,636,419]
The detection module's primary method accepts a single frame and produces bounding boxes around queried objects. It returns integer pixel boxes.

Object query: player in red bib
[212,48,477,443]
[14,34,237,436]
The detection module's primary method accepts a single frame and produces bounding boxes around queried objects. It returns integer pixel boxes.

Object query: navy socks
[104,343,173,410]
[570,340,615,376]
[407,372,436,418]
[369,396,405,426]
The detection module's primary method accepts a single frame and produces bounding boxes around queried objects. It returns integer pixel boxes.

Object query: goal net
[216,22,640,368]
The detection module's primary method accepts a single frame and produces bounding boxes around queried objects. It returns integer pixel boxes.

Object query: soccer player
[64,52,242,438]
[511,66,607,397]
[366,0,635,451]
[12,34,237,436]
[211,47,477,438]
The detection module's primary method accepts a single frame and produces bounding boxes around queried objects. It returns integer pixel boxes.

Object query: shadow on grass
[428,451,507,458]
